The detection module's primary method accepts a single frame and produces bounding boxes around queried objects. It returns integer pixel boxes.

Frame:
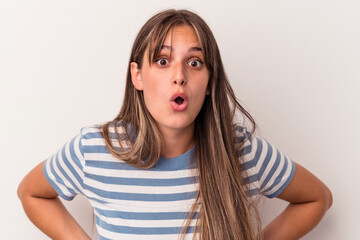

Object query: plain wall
[1,0,359,239]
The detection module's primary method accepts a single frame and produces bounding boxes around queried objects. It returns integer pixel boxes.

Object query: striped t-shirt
[43,124,295,240]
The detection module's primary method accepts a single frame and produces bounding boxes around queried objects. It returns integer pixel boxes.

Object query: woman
[18,9,332,240]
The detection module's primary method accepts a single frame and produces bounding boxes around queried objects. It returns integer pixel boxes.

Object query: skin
[17,25,332,239]
[17,161,90,240]
[261,163,332,239]
[131,25,210,158]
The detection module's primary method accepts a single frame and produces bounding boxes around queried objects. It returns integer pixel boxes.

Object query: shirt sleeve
[236,126,296,198]
[43,133,85,201]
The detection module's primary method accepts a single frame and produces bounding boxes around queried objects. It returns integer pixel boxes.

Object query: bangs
[145,21,206,66]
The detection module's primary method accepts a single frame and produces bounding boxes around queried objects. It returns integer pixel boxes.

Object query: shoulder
[79,121,128,142]
[80,124,103,139]
[233,123,254,155]
[79,122,131,155]
[233,124,296,198]
[233,123,276,169]
[233,124,252,142]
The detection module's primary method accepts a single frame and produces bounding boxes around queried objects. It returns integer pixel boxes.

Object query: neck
[158,123,195,159]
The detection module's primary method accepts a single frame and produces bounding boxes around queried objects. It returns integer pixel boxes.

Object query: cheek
[142,74,169,108]
[191,81,209,109]
[194,90,207,109]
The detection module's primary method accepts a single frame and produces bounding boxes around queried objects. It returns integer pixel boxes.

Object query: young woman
[18,9,332,240]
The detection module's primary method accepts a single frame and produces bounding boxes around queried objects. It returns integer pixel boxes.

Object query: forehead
[162,25,200,45]
[152,24,202,50]
[143,24,204,65]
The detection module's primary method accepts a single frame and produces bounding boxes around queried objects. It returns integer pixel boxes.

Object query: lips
[170,93,188,111]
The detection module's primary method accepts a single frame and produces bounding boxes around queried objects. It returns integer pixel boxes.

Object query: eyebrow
[161,45,203,52]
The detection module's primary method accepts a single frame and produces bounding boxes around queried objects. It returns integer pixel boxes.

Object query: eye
[188,59,203,69]
[155,58,169,66]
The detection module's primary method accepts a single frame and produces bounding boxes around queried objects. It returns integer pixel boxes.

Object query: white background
[1,0,359,239]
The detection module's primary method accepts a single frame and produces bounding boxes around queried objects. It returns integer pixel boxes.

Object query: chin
[161,118,195,131]
[168,122,192,130]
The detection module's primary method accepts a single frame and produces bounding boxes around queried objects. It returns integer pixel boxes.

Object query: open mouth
[174,96,184,105]
[170,93,188,111]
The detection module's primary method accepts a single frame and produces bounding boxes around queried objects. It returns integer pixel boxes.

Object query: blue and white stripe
[43,124,295,239]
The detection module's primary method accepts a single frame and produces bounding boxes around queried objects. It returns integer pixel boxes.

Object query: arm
[261,163,333,240]
[17,161,91,240]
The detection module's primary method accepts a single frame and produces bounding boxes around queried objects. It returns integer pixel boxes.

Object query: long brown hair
[102,9,261,240]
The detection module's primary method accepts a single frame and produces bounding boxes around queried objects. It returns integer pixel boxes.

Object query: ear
[130,62,143,91]
[206,87,210,95]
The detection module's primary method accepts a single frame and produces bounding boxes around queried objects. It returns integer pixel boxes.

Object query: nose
[172,62,187,86]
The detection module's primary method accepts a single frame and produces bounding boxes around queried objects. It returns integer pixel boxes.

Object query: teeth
[175,97,184,105]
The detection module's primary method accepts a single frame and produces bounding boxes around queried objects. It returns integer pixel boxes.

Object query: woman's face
[131,25,210,135]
